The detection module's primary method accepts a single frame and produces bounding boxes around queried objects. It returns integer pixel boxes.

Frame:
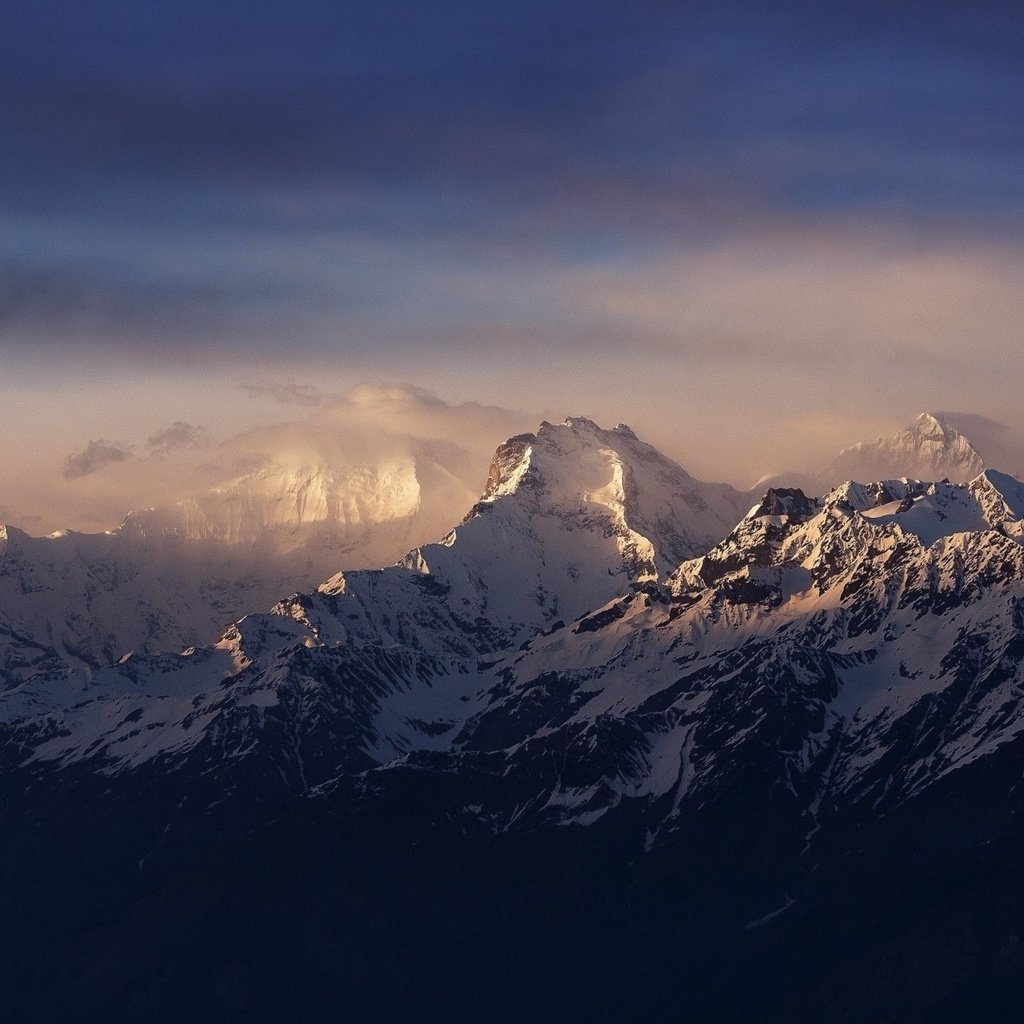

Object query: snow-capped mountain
[122,438,479,562]
[0,438,481,680]
[831,411,986,483]
[753,410,998,494]
[480,468,1024,830]
[0,513,413,685]
[5,419,1024,847]
[4,418,1024,1022]
[0,417,749,763]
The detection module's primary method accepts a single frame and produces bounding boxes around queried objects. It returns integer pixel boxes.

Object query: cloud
[0,260,235,343]
[2,0,1020,377]
[240,379,328,407]
[62,439,133,479]
[1,5,1021,533]
[14,382,531,536]
[221,383,528,478]
[314,384,529,449]
[146,421,207,456]
[547,227,1024,372]
[61,423,207,482]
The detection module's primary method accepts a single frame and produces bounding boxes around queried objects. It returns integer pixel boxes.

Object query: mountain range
[0,409,1008,684]
[3,412,1024,1022]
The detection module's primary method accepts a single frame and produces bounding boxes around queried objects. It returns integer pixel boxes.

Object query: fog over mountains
[3,409,1024,1022]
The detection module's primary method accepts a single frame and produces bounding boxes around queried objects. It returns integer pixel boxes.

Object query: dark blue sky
[2,1,1023,465]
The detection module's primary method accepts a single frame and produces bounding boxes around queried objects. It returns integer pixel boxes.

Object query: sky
[2,1,1023,530]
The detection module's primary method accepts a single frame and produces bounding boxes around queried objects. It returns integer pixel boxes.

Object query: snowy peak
[825,471,1024,547]
[464,416,744,581]
[831,411,986,485]
[673,469,1024,606]
[307,418,751,660]
[971,468,1024,525]
[479,417,679,500]
[121,455,448,552]
[911,411,955,440]
[821,478,945,519]
[752,411,1005,495]
[809,472,1024,557]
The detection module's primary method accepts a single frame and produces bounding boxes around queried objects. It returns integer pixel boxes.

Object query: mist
[0,382,531,535]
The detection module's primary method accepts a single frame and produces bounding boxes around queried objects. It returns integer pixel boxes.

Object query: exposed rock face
[752,487,818,520]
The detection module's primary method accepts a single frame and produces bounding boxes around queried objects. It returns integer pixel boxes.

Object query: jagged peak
[830,412,986,486]
[482,418,642,502]
[911,410,953,437]
[670,467,1024,607]
[536,417,640,442]
[748,487,819,522]
[447,417,750,589]
[837,412,968,456]
[478,417,706,507]
[969,468,1024,523]
[974,466,1024,492]
[560,415,600,431]
[824,478,931,513]
[749,412,992,498]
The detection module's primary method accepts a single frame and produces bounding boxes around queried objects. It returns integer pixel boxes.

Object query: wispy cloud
[240,379,328,407]
[548,227,1024,373]
[20,384,531,534]
[62,439,133,479]
[0,259,234,342]
[146,421,207,455]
